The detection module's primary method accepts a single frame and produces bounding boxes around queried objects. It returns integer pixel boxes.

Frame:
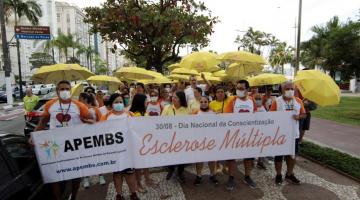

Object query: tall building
[0,0,58,85]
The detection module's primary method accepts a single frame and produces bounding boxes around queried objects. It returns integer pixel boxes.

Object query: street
[0,106,25,135]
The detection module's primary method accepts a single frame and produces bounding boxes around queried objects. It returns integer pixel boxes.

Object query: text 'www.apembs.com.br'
[56,160,116,174]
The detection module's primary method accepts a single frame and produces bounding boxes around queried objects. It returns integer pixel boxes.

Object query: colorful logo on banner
[39,140,60,159]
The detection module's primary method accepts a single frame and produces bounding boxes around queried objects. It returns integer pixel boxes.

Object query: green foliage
[312,97,360,126]
[4,0,42,25]
[29,52,55,70]
[46,33,80,62]
[300,141,360,180]
[94,55,108,75]
[268,42,295,74]
[65,57,80,64]
[84,0,218,72]
[235,27,279,55]
[301,16,360,79]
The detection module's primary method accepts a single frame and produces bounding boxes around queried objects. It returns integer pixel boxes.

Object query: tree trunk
[281,65,284,75]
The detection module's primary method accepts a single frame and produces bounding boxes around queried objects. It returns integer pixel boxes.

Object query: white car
[31,84,52,95]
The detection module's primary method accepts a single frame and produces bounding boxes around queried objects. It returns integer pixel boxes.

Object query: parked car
[24,92,56,137]
[0,89,21,103]
[0,133,71,200]
[31,84,52,95]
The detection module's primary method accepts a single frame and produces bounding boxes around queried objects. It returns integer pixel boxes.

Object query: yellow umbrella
[212,70,227,77]
[179,52,220,72]
[114,67,159,80]
[247,73,287,86]
[171,68,199,76]
[225,63,263,80]
[167,63,181,71]
[71,83,84,98]
[294,70,340,106]
[218,51,267,64]
[138,76,175,85]
[31,64,94,84]
[196,74,222,83]
[87,75,122,85]
[167,74,190,81]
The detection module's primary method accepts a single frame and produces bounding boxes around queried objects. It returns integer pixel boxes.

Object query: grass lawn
[312,96,360,126]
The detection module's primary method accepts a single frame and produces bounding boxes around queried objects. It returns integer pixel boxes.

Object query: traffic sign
[15,26,51,40]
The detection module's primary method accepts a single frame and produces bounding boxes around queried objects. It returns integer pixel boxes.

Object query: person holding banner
[32,80,94,200]
[161,91,191,183]
[192,96,219,186]
[270,81,306,185]
[224,80,258,190]
[100,93,139,200]
[78,92,106,188]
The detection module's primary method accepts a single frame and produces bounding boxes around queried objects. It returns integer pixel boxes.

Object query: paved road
[305,118,360,157]
[0,108,25,135]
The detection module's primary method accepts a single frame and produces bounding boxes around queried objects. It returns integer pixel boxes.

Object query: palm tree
[52,33,79,62]
[4,0,42,26]
[269,42,294,74]
[77,44,95,70]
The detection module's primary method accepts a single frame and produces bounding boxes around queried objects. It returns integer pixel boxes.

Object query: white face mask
[236,90,246,98]
[284,90,294,98]
[150,96,158,102]
[59,90,71,100]
[165,88,171,92]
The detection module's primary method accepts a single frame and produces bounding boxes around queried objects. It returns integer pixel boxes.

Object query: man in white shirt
[184,74,211,102]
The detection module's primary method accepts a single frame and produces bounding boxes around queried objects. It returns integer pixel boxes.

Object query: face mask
[165,88,171,92]
[113,103,124,112]
[124,98,129,106]
[59,90,71,100]
[284,90,294,98]
[150,96,158,102]
[255,100,262,107]
[236,90,246,98]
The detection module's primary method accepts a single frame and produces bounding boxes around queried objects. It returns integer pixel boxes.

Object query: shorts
[113,168,135,175]
[274,139,299,162]
[299,113,311,131]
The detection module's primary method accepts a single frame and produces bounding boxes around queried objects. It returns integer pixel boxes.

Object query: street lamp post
[295,0,302,75]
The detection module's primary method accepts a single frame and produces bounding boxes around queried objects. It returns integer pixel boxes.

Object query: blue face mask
[124,98,129,106]
[113,103,124,112]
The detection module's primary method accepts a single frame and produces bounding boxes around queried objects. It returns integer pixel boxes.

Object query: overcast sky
[64,0,360,56]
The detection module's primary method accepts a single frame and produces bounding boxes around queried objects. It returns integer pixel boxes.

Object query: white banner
[130,112,296,168]
[32,118,132,183]
[32,112,296,183]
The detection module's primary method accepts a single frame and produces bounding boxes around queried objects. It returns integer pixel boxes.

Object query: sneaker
[225,176,235,191]
[275,174,283,185]
[83,177,90,188]
[130,193,140,200]
[285,174,301,184]
[244,176,257,189]
[194,176,202,186]
[166,170,174,180]
[99,175,106,185]
[209,175,219,185]
[177,173,185,184]
[116,194,125,200]
[257,162,267,170]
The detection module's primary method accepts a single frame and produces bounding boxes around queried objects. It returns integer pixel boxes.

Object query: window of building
[57,13,60,22]
[67,13,70,23]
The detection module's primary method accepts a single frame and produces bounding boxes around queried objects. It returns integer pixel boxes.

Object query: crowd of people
[28,74,315,200]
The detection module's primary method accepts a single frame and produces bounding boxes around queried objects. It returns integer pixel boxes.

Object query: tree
[84,0,218,72]
[77,44,95,70]
[300,16,360,78]
[4,0,42,26]
[269,42,294,74]
[29,52,55,70]
[94,55,108,75]
[235,27,276,55]
[65,57,80,64]
[50,32,79,62]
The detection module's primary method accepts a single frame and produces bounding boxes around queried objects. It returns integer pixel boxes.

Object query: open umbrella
[212,70,227,77]
[167,63,181,71]
[138,76,176,85]
[179,52,220,72]
[71,83,84,98]
[171,68,199,76]
[87,75,122,85]
[167,74,190,81]
[218,51,267,64]
[31,64,94,84]
[114,67,160,80]
[225,63,263,80]
[294,70,340,106]
[247,73,287,86]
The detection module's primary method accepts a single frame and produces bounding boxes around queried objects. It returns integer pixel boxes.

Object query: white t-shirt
[99,106,109,116]
[256,106,267,112]
[106,112,129,120]
[196,109,214,115]
[146,102,162,116]
[184,84,206,102]
[43,99,89,129]
[233,98,255,113]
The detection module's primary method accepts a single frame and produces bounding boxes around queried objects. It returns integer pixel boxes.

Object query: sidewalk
[305,118,360,158]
